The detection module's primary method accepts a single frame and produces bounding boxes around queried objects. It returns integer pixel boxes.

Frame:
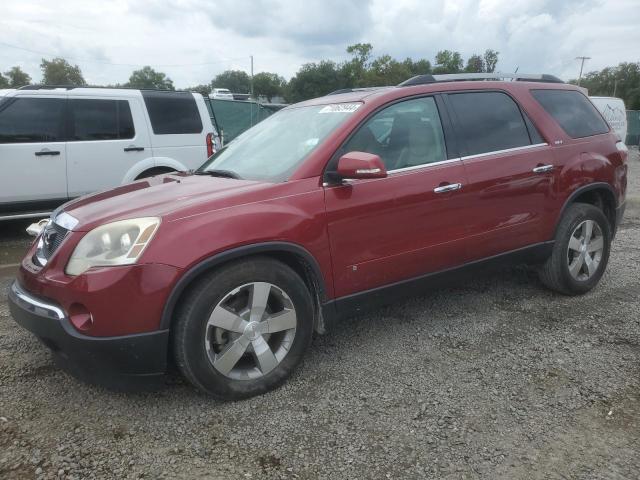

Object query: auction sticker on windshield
[319,103,361,114]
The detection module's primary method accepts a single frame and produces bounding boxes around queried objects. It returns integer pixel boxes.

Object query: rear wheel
[539,203,611,295]
[172,257,314,400]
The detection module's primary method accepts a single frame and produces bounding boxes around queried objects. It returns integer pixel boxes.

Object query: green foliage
[285,60,346,103]
[40,58,85,85]
[465,54,485,73]
[433,50,464,74]
[211,70,251,93]
[0,72,8,88]
[186,84,211,96]
[5,66,32,87]
[253,72,286,101]
[126,66,174,90]
[285,44,498,102]
[483,49,499,73]
[569,62,640,110]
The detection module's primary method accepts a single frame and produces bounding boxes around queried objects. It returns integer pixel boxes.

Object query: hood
[60,173,274,231]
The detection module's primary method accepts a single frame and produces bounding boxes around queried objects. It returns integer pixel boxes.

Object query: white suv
[0,86,220,220]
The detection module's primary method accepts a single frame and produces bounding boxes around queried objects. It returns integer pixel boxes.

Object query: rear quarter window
[531,89,609,138]
[142,91,203,135]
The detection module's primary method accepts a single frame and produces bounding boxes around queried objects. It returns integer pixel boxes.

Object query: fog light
[69,303,93,332]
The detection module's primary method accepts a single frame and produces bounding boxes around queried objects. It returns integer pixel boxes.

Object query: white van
[590,96,627,142]
[0,86,220,220]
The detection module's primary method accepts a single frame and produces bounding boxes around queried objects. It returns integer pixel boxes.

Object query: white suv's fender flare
[121,157,190,183]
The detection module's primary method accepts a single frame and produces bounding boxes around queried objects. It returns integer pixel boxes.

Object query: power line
[0,40,251,68]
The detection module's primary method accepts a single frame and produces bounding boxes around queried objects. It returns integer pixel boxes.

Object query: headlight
[65,217,160,276]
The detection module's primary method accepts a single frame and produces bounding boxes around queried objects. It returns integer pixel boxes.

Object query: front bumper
[9,281,169,390]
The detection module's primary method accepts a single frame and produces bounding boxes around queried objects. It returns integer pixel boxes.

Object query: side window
[531,89,609,138]
[142,91,203,135]
[0,97,66,143]
[342,97,447,171]
[448,91,531,156]
[70,99,135,141]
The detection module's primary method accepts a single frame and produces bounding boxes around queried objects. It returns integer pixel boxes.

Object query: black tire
[172,257,314,400]
[539,203,611,295]
[135,167,175,180]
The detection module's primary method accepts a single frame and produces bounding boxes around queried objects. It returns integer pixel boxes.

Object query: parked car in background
[590,96,628,142]
[210,88,234,100]
[9,73,627,400]
[0,86,220,220]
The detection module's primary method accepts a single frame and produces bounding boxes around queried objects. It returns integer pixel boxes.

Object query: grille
[33,221,69,266]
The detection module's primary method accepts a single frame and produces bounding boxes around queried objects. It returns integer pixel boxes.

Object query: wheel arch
[122,157,189,183]
[556,182,617,237]
[160,242,331,334]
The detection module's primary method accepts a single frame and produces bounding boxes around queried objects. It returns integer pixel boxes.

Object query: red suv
[9,73,628,399]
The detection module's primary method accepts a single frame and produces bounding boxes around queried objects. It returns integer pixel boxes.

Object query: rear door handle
[35,149,60,157]
[434,183,462,193]
[124,146,145,152]
[532,164,554,173]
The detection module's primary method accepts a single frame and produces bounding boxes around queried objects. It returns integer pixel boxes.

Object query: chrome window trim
[10,281,65,320]
[388,157,461,174]
[459,142,548,161]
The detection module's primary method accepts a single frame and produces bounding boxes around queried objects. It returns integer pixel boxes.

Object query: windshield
[199,102,361,182]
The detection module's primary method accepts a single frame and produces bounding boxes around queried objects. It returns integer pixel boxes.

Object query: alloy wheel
[566,219,604,281]
[204,282,297,380]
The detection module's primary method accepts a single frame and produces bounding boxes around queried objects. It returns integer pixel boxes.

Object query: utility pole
[575,56,591,86]
[250,55,254,98]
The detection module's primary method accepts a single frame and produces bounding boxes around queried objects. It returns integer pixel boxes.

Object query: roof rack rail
[398,72,564,87]
[18,84,187,92]
[326,86,391,96]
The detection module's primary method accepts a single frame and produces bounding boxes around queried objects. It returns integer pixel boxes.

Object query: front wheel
[539,203,611,295]
[172,257,314,400]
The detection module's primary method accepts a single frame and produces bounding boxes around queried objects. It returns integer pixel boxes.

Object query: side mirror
[336,151,387,180]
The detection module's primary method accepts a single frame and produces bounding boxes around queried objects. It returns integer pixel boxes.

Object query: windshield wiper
[194,169,243,180]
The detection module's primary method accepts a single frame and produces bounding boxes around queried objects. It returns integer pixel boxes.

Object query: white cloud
[0,0,637,88]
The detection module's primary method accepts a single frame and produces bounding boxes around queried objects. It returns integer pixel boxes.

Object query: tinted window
[449,91,531,156]
[70,99,135,141]
[0,97,65,143]
[342,97,447,170]
[142,91,203,135]
[531,89,609,138]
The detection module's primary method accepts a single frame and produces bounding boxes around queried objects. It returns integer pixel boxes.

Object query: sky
[0,0,638,88]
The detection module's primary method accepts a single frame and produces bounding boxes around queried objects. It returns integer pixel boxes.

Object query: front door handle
[434,183,462,193]
[35,149,60,157]
[124,146,145,152]
[533,164,554,173]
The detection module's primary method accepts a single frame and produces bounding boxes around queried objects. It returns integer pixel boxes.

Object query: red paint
[16,81,627,337]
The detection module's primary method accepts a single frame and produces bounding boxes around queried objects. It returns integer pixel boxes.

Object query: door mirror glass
[336,151,387,180]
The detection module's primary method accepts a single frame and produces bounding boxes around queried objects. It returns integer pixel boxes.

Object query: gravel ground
[1,149,639,479]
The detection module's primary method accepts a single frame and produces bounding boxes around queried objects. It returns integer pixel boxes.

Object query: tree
[0,72,8,88]
[570,62,640,109]
[483,49,499,73]
[465,54,485,73]
[126,66,174,90]
[433,50,463,73]
[211,70,251,93]
[5,66,32,87]
[285,60,346,103]
[186,84,212,96]
[342,43,374,87]
[40,58,85,85]
[252,72,286,102]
